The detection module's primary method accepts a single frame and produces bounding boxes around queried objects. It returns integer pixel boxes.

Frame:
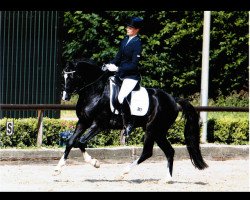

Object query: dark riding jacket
[110,35,142,81]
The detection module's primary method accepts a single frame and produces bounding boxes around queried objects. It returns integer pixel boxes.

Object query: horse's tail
[175,97,208,170]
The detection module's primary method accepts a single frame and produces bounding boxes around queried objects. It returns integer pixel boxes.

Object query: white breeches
[118,78,138,104]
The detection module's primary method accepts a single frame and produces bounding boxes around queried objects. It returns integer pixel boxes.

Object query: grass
[60,110,77,119]
[60,108,248,120]
[60,94,78,119]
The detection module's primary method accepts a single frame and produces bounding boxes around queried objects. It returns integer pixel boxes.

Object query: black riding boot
[121,100,134,136]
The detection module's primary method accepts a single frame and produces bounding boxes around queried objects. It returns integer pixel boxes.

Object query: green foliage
[209,11,249,97]
[189,90,249,107]
[212,90,249,107]
[61,94,79,105]
[207,118,249,145]
[168,118,185,144]
[0,116,248,148]
[86,129,121,147]
[62,11,248,99]
[0,118,75,148]
[42,118,75,146]
[0,118,38,148]
[63,11,145,63]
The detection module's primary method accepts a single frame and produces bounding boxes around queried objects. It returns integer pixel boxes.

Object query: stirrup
[123,124,133,136]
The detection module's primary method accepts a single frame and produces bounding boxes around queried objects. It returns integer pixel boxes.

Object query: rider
[106,16,143,137]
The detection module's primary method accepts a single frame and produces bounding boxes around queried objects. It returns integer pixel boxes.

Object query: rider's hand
[106,64,118,72]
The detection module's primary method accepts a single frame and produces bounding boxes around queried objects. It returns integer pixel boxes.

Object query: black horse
[54,58,208,180]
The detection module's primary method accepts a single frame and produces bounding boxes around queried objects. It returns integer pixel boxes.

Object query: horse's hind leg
[120,134,154,178]
[155,135,175,181]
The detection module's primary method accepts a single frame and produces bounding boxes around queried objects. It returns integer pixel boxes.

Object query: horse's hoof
[52,169,61,176]
[115,174,125,180]
[93,159,100,168]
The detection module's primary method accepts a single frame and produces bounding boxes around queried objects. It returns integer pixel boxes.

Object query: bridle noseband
[63,70,78,95]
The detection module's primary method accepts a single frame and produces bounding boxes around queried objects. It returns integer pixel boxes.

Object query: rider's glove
[106,64,118,72]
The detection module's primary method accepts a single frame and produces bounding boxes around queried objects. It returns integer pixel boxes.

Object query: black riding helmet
[126,16,143,29]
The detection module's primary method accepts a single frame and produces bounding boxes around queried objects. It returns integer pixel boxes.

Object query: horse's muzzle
[62,91,71,101]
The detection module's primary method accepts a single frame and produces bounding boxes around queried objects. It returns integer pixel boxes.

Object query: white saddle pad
[109,77,149,116]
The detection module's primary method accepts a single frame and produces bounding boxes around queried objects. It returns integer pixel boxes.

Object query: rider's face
[126,26,139,37]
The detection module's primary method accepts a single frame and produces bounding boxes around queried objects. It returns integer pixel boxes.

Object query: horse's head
[62,58,104,101]
[62,61,78,101]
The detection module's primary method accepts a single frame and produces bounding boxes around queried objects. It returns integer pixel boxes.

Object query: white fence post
[200,11,211,143]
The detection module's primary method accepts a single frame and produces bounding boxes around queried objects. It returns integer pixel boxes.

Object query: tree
[63,11,248,98]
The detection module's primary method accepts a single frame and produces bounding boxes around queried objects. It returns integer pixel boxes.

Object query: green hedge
[0,117,248,148]
[207,118,249,145]
[0,118,75,148]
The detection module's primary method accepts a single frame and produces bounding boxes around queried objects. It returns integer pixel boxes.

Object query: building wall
[0,11,63,118]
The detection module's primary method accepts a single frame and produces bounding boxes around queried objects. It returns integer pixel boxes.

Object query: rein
[63,62,109,95]
[77,70,109,92]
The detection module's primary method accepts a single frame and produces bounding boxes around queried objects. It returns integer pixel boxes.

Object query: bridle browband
[63,70,76,74]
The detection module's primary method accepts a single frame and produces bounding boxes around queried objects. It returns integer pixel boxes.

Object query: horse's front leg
[78,122,101,168]
[53,120,88,175]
